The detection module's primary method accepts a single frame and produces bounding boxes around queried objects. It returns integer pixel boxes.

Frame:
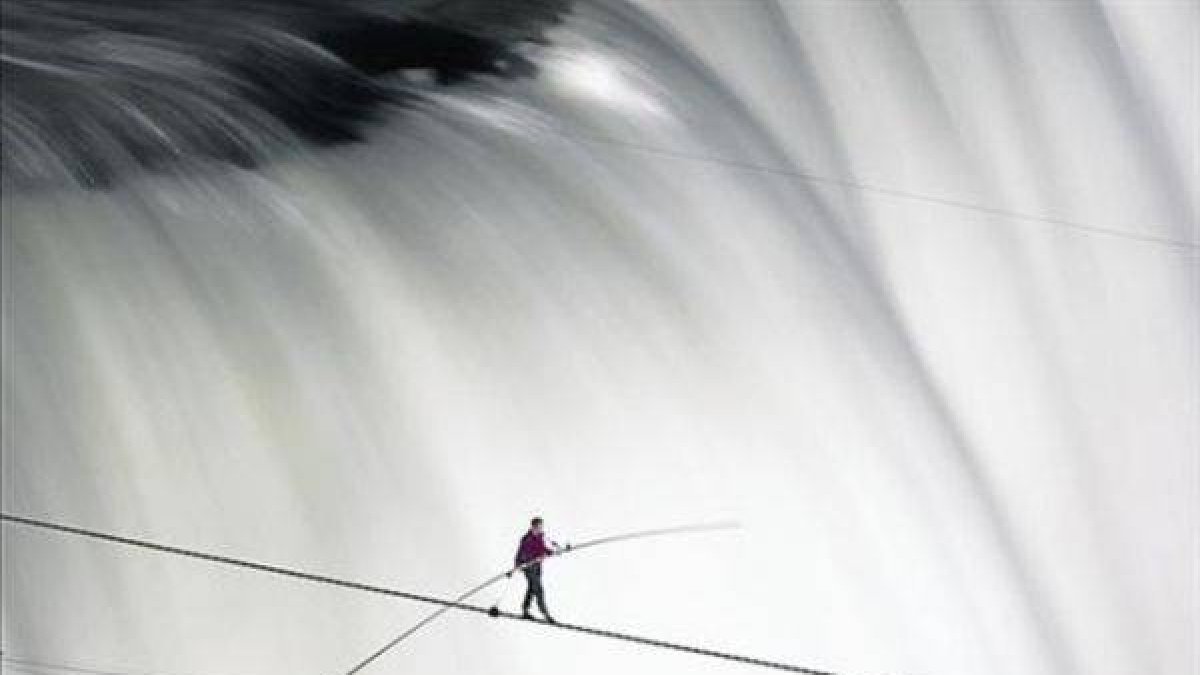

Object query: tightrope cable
[2,513,852,675]
[1,653,216,675]
[1,513,479,613]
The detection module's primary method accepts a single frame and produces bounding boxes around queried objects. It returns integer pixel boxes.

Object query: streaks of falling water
[2,2,1196,675]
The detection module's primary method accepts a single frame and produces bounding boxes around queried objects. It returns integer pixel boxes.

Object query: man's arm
[510,538,525,575]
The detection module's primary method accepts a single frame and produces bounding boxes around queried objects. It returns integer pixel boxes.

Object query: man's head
[530,516,544,533]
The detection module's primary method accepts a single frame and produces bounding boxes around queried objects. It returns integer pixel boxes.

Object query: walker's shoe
[521,611,535,620]
[542,615,557,624]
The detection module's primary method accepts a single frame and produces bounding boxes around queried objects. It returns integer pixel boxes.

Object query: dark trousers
[522,564,549,616]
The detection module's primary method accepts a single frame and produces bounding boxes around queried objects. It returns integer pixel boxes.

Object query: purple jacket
[515,530,553,566]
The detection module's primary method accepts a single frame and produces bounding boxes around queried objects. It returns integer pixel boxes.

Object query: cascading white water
[2,2,1196,675]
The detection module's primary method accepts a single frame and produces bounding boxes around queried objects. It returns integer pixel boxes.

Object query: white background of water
[2,2,1196,675]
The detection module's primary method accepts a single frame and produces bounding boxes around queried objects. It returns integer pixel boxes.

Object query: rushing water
[2,2,1196,675]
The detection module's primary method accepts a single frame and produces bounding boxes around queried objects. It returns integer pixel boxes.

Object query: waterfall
[3,2,1195,674]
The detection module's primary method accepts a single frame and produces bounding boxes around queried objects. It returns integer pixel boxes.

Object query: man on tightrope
[511,516,563,623]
